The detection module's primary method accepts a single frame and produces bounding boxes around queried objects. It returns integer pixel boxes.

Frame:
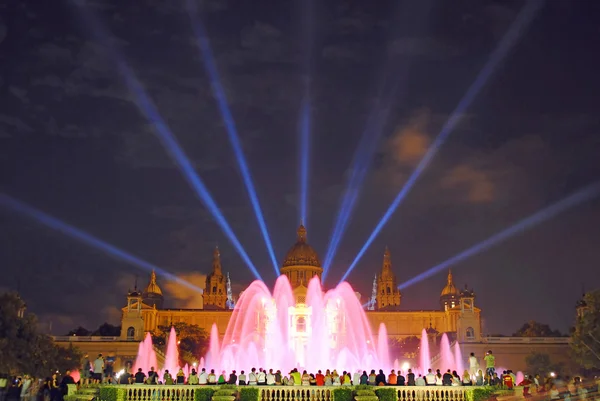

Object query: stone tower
[203,247,227,309]
[120,287,145,341]
[456,285,481,342]
[376,247,401,310]
[440,269,459,310]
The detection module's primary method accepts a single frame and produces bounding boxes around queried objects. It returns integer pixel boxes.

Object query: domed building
[280,224,322,287]
[53,224,576,374]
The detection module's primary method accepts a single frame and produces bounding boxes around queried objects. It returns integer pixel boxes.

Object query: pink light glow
[419,328,430,373]
[439,333,455,372]
[133,332,157,374]
[205,275,390,373]
[454,342,464,374]
[164,327,180,374]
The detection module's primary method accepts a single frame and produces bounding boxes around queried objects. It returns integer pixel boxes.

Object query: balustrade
[105,385,477,401]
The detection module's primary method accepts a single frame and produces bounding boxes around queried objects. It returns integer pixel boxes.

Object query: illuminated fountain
[133,333,158,373]
[164,327,180,374]
[419,328,431,373]
[438,333,455,372]
[204,275,390,373]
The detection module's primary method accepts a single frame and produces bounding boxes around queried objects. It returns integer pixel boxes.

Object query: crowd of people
[0,370,76,401]
[1,349,597,401]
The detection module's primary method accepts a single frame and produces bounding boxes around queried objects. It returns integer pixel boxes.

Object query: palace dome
[440,270,458,296]
[144,270,163,296]
[282,224,321,268]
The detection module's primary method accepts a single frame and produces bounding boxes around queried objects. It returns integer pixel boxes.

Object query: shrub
[214,390,236,396]
[98,386,126,401]
[195,387,215,401]
[219,384,238,390]
[332,387,353,401]
[374,387,397,401]
[466,387,495,401]
[356,390,376,396]
[240,387,259,401]
[354,385,373,391]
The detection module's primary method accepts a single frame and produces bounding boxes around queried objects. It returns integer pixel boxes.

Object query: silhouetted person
[375,370,386,386]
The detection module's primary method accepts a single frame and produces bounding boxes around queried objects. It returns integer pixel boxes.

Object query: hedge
[465,387,495,401]
[240,386,260,401]
[195,387,216,401]
[374,387,397,401]
[332,387,353,401]
[98,387,126,401]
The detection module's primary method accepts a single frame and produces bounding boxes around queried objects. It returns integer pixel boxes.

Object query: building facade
[118,224,482,344]
[54,224,576,371]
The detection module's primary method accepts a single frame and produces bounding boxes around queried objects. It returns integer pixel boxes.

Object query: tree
[66,326,91,336]
[571,290,600,370]
[0,292,82,376]
[91,323,121,336]
[513,321,562,337]
[152,322,208,366]
[525,352,565,377]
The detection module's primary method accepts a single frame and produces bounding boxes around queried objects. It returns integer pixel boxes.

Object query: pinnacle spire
[212,246,222,273]
[447,269,453,285]
[297,223,307,243]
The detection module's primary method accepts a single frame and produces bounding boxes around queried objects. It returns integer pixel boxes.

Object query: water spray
[186,0,278,277]
[339,0,545,284]
[399,181,600,290]
[0,193,204,293]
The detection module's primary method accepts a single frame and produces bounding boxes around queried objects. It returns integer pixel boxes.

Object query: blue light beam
[321,106,392,282]
[398,181,600,290]
[338,0,545,284]
[186,0,279,277]
[322,0,435,282]
[68,2,263,281]
[0,193,204,293]
[298,0,315,226]
[299,94,311,225]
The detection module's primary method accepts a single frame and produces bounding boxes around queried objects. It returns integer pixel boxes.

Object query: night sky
[1,0,599,336]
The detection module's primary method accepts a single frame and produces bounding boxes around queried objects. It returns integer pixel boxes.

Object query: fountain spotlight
[186,0,278,277]
[338,0,545,285]
[0,193,203,293]
[68,1,263,281]
[398,181,600,290]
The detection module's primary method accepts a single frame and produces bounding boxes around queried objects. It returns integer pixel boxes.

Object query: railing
[53,336,121,341]
[104,385,477,401]
[483,337,570,344]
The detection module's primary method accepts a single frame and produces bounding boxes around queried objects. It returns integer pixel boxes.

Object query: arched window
[466,327,475,339]
[386,287,391,294]
[212,286,217,293]
[126,326,135,339]
[296,317,306,333]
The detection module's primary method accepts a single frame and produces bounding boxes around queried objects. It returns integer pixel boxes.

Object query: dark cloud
[0,0,599,336]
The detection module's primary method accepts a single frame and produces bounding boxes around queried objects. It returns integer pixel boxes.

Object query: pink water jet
[439,333,454,373]
[419,328,431,373]
[516,371,524,385]
[377,324,391,370]
[205,275,390,373]
[133,332,158,373]
[454,342,464,375]
[164,327,180,374]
